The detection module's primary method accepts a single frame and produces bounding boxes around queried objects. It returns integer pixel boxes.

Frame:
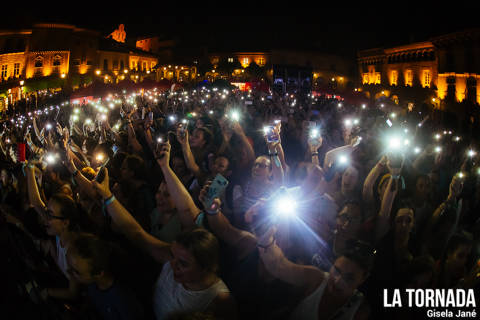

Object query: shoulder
[209,291,238,319]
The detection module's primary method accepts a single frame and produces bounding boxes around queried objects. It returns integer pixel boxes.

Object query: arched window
[53,55,62,66]
[34,56,43,68]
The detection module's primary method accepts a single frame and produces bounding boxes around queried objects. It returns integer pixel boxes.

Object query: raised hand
[91,167,112,199]
[155,140,171,168]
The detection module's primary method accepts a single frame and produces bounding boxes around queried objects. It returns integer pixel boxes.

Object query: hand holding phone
[95,158,110,183]
[204,174,229,210]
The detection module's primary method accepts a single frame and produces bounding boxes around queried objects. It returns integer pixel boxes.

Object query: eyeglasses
[254,162,269,169]
[43,207,67,221]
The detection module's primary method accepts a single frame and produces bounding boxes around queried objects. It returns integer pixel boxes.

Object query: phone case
[205,174,229,208]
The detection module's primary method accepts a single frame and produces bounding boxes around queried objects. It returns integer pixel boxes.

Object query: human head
[403,255,435,289]
[394,206,415,236]
[336,200,364,236]
[300,163,327,196]
[327,240,374,297]
[189,127,213,149]
[170,229,220,285]
[414,174,431,201]
[445,232,473,272]
[155,181,175,211]
[66,233,112,284]
[42,193,82,236]
[121,154,147,181]
[1,168,12,186]
[341,166,360,194]
[211,154,232,177]
[251,156,272,180]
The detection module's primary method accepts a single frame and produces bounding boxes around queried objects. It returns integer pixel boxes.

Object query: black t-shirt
[87,281,145,320]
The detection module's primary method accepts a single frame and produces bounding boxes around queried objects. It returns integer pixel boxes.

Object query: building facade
[357,29,480,108]
[0,23,159,110]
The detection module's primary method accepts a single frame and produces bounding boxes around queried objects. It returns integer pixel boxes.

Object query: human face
[394,208,414,235]
[448,244,472,271]
[170,243,205,285]
[336,204,362,236]
[189,129,206,148]
[341,166,359,194]
[415,177,430,200]
[195,119,204,129]
[42,200,69,236]
[66,250,96,284]
[251,156,271,180]
[301,165,327,195]
[212,157,229,176]
[1,169,9,186]
[172,157,188,178]
[327,256,366,297]
[155,182,175,211]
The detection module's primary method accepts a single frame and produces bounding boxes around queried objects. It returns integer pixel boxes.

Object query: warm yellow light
[96,70,101,75]
[124,69,128,74]
[212,70,216,73]
[60,73,66,78]
[19,80,24,86]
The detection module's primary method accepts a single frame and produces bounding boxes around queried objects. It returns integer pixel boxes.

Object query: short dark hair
[342,239,376,273]
[49,193,83,232]
[175,228,220,274]
[446,231,473,255]
[70,233,112,276]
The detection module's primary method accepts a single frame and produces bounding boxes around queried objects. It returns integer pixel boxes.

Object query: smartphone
[245,101,253,105]
[141,108,145,120]
[266,126,279,143]
[204,174,229,209]
[112,145,119,154]
[386,119,393,127]
[95,158,110,183]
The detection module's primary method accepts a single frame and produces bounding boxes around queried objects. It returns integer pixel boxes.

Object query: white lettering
[446,290,455,307]
[416,290,425,307]
[406,289,415,307]
[384,289,402,307]
[456,289,465,307]
[466,289,476,307]
[435,289,444,307]
[425,289,434,307]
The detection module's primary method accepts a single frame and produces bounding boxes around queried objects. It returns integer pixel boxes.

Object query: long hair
[175,228,220,274]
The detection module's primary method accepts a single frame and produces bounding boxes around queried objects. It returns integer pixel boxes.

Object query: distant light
[435,146,442,153]
[414,147,421,154]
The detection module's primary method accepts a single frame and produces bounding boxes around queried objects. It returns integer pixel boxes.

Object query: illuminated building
[357,28,480,108]
[0,23,159,109]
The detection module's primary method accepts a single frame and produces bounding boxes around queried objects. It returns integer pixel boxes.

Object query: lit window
[143,62,146,71]
[423,70,431,87]
[1,64,7,79]
[391,70,398,86]
[14,63,20,77]
[228,57,233,63]
[242,57,250,66]
[375,73,381,84]
[363,74,369,84]
[258,57,265,66]
[406,70,413,86]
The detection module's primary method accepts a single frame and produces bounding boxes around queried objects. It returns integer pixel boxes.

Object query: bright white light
[95,153,105,162]
[468,150,476,157]
[157,137,163,143]
[362,104,366,109]
[435,134,441,140]
[338,155,348,164]
[414,147,421,154]
[388,137,402,150]
[231,111,240,121]
[100,114,107,121]
[458,172,465,178]
[404,128,409,133]
[45,123,52,130]
[391,113,396,118]
[454,136,461,141]
[274,197,297,217]
[181,119,187,124]
[310,128,319,138]
[344,119,352,126]
[353,119,359,125]
[435,146,442,153]
[85,118,92,125]
[169,115,176,122]
[404,139,410,146]
[209,110,214,114]
[46,154,56,164]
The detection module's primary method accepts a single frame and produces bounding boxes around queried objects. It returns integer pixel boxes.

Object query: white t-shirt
[153,262,230,320]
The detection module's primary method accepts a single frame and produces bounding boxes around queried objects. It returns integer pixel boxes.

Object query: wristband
[205,207,220,215]
[268,153,278,157]
[391,175,400,180]
[104,195,116,206]
[72,169,79,177]
[311,152,319,156]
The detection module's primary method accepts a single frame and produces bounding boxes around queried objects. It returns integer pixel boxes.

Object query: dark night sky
[1,7,479,59]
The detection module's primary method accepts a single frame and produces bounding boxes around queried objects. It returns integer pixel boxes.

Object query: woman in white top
[91,141,237,320]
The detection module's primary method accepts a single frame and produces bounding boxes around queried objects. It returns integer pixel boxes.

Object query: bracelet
[205,207,220,215]
[391,175,401,180]
[257,238,275,250]
[311,152,319,156]
[104,195,116,206]
[268,153,278,157]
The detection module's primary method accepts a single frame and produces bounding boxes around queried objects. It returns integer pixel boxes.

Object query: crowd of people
[0,83,479,320]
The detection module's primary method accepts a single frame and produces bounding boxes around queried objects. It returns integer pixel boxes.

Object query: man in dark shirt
[67,233,144,320]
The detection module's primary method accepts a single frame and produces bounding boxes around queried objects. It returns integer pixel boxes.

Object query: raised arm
[231,122,255,168]
[323,139,357,169]
[265,127,285,187]
[176,127,203,180]
[91,168,172,264]
[198,185,257,261]
[363,156,387,204]
[156,140,200,230]
[374,157,401,242]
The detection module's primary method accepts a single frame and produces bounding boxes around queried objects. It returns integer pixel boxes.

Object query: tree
[245,61,265,80]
